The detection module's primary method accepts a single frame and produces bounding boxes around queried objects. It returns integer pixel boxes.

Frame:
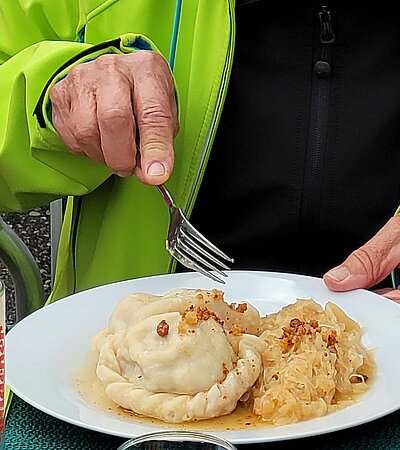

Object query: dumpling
[94,290,265,422]
[105,288,261,335]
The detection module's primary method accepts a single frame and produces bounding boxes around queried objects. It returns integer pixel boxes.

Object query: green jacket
[0,0,235,301]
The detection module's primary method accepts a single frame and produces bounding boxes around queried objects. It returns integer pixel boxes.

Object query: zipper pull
[319,6,335,44]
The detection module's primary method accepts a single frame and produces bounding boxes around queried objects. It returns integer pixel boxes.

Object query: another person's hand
[49,51,179,184]
[323,216,400,302]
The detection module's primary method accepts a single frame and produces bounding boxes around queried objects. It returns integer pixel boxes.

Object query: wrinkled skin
[50,51,179,184]
[50,51,400,303]
[324,216,400,303]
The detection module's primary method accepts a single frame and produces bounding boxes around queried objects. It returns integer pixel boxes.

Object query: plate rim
[6,270,400,444]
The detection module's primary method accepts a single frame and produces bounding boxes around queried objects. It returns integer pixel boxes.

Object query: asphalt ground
[0,205,51,325]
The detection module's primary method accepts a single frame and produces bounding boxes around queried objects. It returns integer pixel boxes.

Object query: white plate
[6,271,400,444]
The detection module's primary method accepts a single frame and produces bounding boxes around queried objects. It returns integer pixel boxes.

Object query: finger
[374,287,395,296]
[68,88,104,164]
[376,289,400,303]
[133,53,178,185]
[96,72,137,176]
[51,72,102,162]
[323,216,400,291]
[50,81,84,155]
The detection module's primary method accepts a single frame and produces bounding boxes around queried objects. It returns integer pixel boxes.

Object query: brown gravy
[74,351,268,431]
[74,351,372,431]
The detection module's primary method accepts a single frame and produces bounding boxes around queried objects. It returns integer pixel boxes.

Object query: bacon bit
[289,318,303,328]
[322,330,338,353]
[271,373,279,380]
[235,303,248,313]
[211,289,223,301]
[228,302,248,313]
[326,330,338,347]
[228,324,243,336]
[279,318,322,352]
[156,320,169,337]
[180,305,224,327]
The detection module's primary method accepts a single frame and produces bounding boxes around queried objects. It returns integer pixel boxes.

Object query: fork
[157,184,234,283]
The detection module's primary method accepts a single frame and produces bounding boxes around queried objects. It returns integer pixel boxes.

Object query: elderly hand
[323,216,400,302]
[49,51,179,184]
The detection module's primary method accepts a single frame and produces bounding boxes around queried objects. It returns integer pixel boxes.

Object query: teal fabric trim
[76,27,85,43]
[124,36,152,51]
[169,0,182,70]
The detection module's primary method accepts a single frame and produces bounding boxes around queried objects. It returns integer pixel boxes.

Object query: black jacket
[190,3,400,285]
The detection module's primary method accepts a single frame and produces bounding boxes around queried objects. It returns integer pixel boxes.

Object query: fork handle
[156,184,175,209]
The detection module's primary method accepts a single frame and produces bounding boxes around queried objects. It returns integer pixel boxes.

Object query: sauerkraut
[252,299,375,425]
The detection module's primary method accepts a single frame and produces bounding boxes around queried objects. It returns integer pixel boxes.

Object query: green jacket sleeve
[0,1,157,213]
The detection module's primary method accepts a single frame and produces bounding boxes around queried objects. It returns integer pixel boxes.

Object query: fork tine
[176,235,228,278]
[172,246,227,284]
[178,228,231,271]
[181,215,234,263]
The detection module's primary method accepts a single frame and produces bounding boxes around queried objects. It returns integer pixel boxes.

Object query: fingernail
[147,162,166,176]
[326,266,350,282]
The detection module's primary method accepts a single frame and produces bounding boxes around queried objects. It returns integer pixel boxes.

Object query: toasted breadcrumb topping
[228,302,248,313]
[178,305,224,334]
[228,324,243,336]
[279,317,340,353]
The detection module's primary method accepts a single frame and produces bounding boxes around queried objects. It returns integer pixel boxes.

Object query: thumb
[130,53,178,185]
[323,216,400,291]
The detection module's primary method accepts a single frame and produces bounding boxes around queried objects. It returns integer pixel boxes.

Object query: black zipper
[300,5,335,231]
[236,0,261,6]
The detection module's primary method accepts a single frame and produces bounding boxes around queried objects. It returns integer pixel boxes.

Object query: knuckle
[134,50,163,64]
[353,247,375,271]
[352,246,383,281]
[68,64,84,80]
[49,82,66,103]
[133,51,172,77]
[97,108,131,126]
[95,54,119,70]
[73,126,96,144]
[138,101,175,128]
